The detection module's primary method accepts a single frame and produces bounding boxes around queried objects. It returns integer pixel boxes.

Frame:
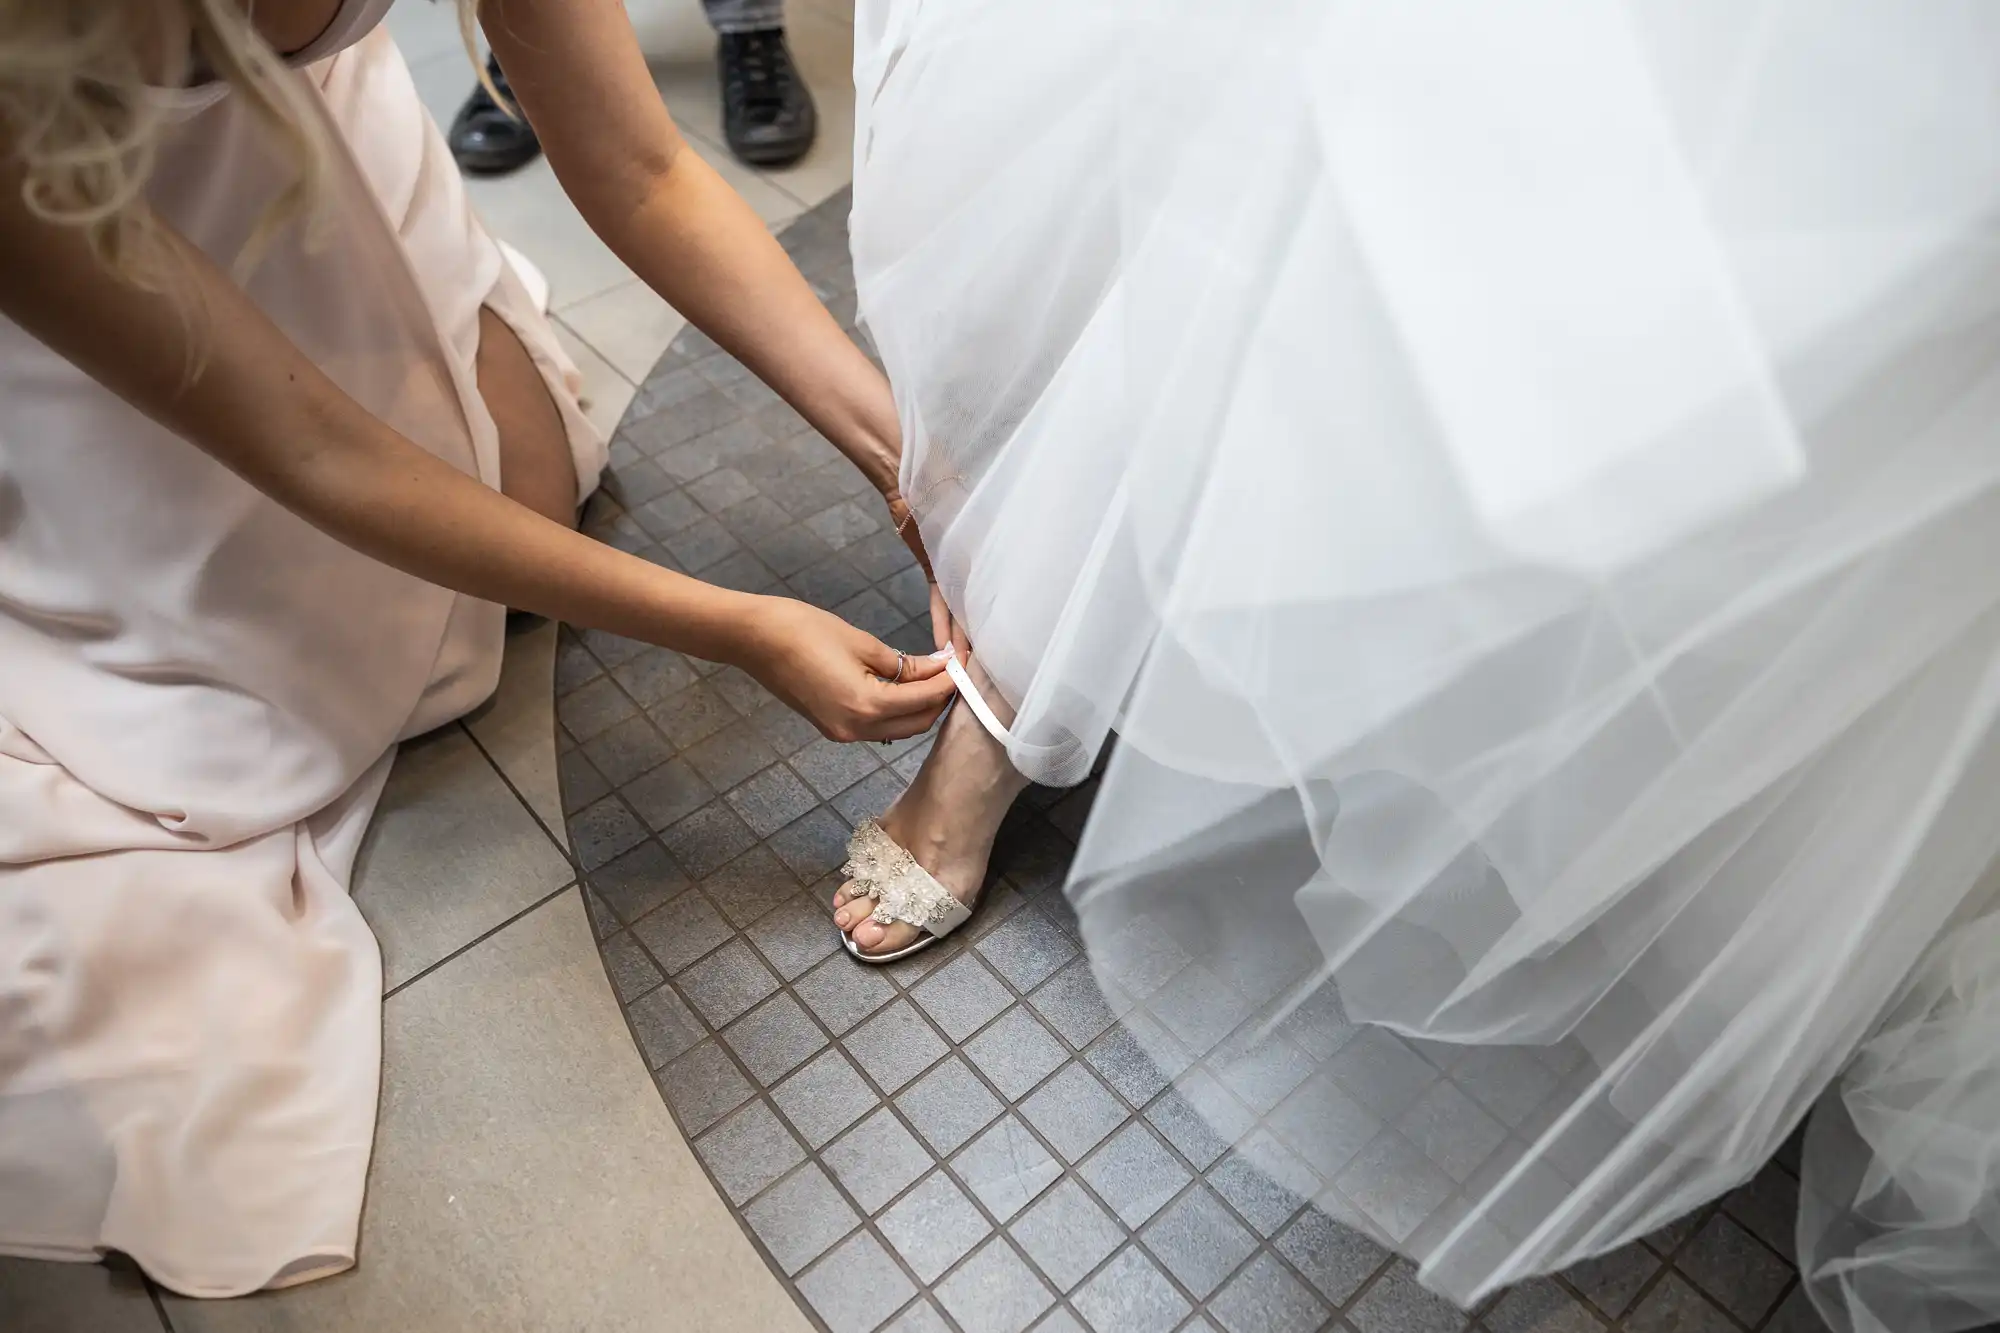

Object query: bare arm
[0,169,952,740]
[478,0,916,519]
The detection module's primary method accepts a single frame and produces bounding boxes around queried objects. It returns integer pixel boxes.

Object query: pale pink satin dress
[0,2,605,1297]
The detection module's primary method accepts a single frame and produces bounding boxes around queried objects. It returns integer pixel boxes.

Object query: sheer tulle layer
[852,2,2000,1328]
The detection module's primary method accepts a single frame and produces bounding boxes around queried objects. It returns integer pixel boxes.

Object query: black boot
[718,28,817,168]
[448,56,541,176]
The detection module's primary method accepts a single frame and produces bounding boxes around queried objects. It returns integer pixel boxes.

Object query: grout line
[147,1278,177,1333]
[382,881,578,1002]
[457,713,577,872]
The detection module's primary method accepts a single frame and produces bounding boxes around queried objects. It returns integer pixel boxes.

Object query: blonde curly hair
[0,0,485,289]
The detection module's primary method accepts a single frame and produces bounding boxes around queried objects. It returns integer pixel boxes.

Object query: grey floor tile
[1447,1045,1561,1130]
[170,894,807,1333]
[745,1163,861,1276]
[964,1006,1069,1100]
[1146,1071,1252,1172]
[1207,1253,1330,1333]
[662,515,745,571]
[554,626,604,692]
[1012,1178,1126,1292]
[1086,1014,1186,1110]
[1268,1068,1384,1181]
[880,1170,994,1282]
[977,906,1084,995]
[798,953,899,1035]
[559,748,611,815]
[806,499,884,549]
[843,528,917,581]
[937,1239,1056,1333]
[1345,1260,1471,1333]
[1079,1123,1192,1229]
[463,618,567,843]
[1337,1131,1457,1245]
[913,954,1015,1043]
[679,937,782,1027]
[769,805,858,881]
[834,588,906,638]
[727,763,823,838]
[825,1107,937,1215]
[846,999,950,1094]
[1483,1278,1602,1333]
[1094,916,1192,1000]
[775,1048,881,1149]
[747,695,828,756]
[1034,1313,1088,1333]
[353,727,573,989]
[658,1039,755,1136]
[685,722,783,793]
[1565,1242,1662,1321]
[1207,1139,1314,1238]
[798,1232,917,1333]
[1763,1284,1831,1333]
[1326,1029,1440,1123]
[663,803,761,879]
[1721,1163,1800,1265]
[724,992,830,1083]
[626,982,705,1070]
[631,487,707,537]
[556,674,639,741]
[583,886,621,940]
[648,680,739,750]
[1141,1187,1257,1300]
[1395,1079,1507,1185]
[631,887,734,975]
[588,838,691,926]
[623,756,715,832]
[792,736,886,799]
[1021,1062,1129,1164]
[897,1056,1005,1156]
[1029,960,1130,1049]
[1144,965,1253,1060]
[1675,1212,1791,1325]
[1071,1246,1192,1333]
[0,1260,163,1333]
[698,1099,809,1204]
[570,795,651,872]
[609,648,702,713]
[1209,1030,1317,1117]
[1623,1274,1737,1333]
[952,1115,1063,1223]
[1274,1205,1390,1306]
[702,844,803,929]
[718,493,796,543]
[601,931,665,1003]
[885,1302,955,1333]
[580,714,676,788]
[833,767,909,827]
[748,893,843,980]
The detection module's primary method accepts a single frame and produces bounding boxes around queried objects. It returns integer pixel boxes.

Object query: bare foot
[833,661,1029,956]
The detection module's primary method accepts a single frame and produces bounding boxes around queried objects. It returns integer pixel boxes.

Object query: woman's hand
[737,596,956,742]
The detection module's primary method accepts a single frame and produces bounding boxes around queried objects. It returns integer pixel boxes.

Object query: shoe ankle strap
[935,645,1012,749]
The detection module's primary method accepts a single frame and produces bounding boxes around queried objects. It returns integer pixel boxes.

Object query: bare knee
[476,306,578,529]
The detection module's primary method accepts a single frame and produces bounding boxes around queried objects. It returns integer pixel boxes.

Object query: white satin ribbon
[934,646,1012,747]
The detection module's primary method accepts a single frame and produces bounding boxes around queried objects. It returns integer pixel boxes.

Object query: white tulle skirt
[851,2,2000,1328]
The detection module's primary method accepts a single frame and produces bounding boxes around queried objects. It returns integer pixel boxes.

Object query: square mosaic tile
[566,189,1833,1333]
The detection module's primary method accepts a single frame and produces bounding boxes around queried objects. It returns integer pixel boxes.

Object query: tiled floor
[560,191,1837,1333]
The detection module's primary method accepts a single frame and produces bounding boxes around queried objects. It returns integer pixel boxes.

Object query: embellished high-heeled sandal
[839,646,1012,965]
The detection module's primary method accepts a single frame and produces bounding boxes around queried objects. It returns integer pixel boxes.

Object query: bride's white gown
[850,3,2000,1329]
